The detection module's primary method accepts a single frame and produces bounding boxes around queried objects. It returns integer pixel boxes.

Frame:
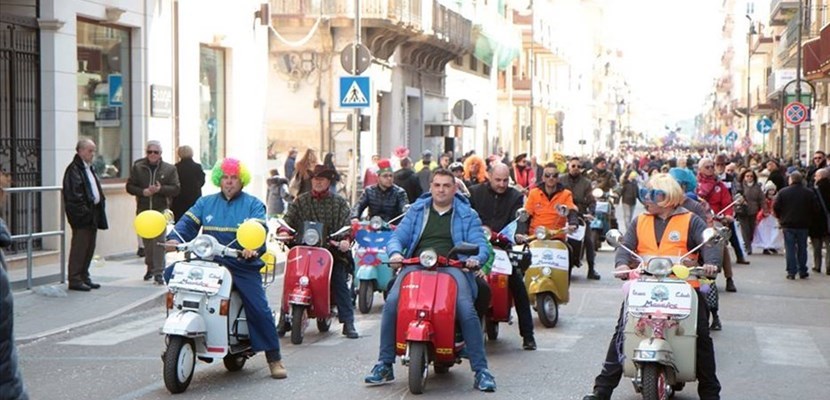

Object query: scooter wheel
[408,342,429,394]
[536,292,559,328]
[223,354,246,372]
[290,305,306,345]
[641,364,671,400]
[162,336,195,394]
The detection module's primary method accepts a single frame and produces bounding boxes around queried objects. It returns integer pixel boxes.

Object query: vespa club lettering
[627,281,693,316]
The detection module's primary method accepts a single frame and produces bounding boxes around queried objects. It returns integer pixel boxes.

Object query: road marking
[59,314,163,346]
[535,332,583,353]
[755,327,829,368]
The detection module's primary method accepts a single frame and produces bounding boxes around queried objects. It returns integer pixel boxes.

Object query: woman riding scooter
[582,173,721,400]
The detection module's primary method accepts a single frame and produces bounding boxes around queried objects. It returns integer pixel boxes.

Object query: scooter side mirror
[701,227,716,243]
[516,208,529,222]
[555,204,569,217]
[402,204,411,213]
[605,229,623,248]
[591,188,604,198]
[448,242,479,258]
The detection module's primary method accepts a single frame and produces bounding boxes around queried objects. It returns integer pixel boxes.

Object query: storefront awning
[472,22,520,70]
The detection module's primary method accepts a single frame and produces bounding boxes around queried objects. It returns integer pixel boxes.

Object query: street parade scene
[2,1,830,400]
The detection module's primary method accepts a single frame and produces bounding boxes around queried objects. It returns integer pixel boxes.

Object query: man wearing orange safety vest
[517,162,579,243]
[582,173,722,400]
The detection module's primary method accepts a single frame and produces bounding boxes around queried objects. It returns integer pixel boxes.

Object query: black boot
[725,277,736,292]
[587,267,601,280]
[342,321,359,339]
[710,310,722,331]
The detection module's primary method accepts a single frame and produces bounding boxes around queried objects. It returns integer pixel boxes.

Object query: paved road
[17,245,830,399]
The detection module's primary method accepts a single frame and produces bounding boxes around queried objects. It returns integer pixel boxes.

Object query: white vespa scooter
[134,211,276,394]
[605,226,726,400]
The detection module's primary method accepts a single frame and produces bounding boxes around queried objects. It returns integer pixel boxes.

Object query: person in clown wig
[164,158,287,379]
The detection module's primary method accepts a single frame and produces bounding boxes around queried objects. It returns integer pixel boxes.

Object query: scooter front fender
[632,338,675,368]
[162,311,207,337]
[406,320,433,342]
[355,265,380,282]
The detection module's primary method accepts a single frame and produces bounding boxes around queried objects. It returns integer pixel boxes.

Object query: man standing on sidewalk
[774,171,820,280]
[62,139,108,291]
[126,141,180,284]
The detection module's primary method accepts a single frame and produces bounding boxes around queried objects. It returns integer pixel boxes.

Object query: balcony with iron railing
[770,0,799,26]
[271,0,422,30]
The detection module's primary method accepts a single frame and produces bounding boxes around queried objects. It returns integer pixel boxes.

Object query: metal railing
[2,186,65,290]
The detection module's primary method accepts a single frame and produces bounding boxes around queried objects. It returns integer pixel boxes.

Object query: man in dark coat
[284,147,297,183]
[1,174,29,399]
[394,157,423,203]
[810,168,830,274]
[806,151,827,188]
[62,139,109,291]
[766,160,787,191]
[170,145,205,222]
[774,171,821,279]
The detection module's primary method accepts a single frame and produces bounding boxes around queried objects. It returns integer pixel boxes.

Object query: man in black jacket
[810,168,830,274]
[561,157,600,279]
[394,157,422,203]
[469,163,536,350]
[62,139,109,291]
[170,145,205,222]
[774,171,820,279]
[350,159,409,222]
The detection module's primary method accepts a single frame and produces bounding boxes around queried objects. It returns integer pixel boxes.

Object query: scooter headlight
[482,226,492,240]
[542,267,552,276]
[534,226,547,240]
[646,258,673,277]
[191,235,217,258]
[369,216,384,231]
[303,229,320,246]
[298,276,310,287]
[419,249,438,267]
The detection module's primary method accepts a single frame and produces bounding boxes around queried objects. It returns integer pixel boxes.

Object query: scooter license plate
[626,281,693,317]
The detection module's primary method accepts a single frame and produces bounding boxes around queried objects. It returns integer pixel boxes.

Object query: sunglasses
[638,187,667,204]
[543,173,558,178]
[146,150,160,155]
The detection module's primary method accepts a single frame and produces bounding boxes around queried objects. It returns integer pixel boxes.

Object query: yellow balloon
[237,220,266,250]
[260,251,276,274]
[134,210,167,239]
[671,264,690,280]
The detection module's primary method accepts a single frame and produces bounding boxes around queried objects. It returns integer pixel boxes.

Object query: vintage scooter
[590,187,617,251]
[605,226,725,400]
[351,207,408,314]
[274,220,351,345]
[480,209,531,340]
[394,244,480,394]
[133,210,277,394]
[523,205,572,328]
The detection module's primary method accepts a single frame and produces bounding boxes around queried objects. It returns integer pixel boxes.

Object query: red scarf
[311,189,329,200]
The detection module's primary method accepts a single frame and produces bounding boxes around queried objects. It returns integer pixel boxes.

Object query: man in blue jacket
[164,158,286,379]
[363,169,496,392]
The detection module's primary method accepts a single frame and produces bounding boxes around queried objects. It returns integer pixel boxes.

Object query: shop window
[199,45,226,170]
[76,19,131,179]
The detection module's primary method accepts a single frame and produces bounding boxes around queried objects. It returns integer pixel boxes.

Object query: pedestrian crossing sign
[339,76,370,108]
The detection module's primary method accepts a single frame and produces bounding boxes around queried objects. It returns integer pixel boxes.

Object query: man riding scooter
[350,158,409,223]
[281,164,359,339]
[587,156,619,230]
[363,169,497,392]
[517,162,579,257]
[582,173,721,400]
[468,163,536,350]
[560,157,600,279]
[164,158,286,379]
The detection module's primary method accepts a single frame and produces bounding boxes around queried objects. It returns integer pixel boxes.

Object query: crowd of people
[41,137,830,395]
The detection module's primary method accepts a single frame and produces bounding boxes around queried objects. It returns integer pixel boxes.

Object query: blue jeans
[377,265,487,372]
[783,228,809,276]
[331,261,354,323]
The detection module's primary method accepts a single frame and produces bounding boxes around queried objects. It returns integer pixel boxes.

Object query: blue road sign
[756,118,773,134]
[339,76,370,108]
[725,130,738,145]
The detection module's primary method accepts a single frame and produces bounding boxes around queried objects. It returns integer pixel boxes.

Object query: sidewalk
[11,248,288,344]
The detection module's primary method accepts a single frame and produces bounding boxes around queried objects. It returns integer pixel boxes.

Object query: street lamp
[745,14,756,140]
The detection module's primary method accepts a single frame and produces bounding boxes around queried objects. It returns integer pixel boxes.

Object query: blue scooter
[351,211,407,314]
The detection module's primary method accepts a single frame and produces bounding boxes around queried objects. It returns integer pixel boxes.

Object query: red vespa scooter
[275,220,351,345]
[395,243,480,395]
[481,225,530,340]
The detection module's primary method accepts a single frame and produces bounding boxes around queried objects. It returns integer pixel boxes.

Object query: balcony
[770,0,799,26]
[777,16,805,65]
[399,1,473,74]
[513,77,531,91]
[767,68,796,99]
[271,0,423,60]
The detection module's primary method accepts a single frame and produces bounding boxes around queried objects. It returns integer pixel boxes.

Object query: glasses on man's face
[146,150,160,155]
[569,165,581,169]
[543,173,557,178]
